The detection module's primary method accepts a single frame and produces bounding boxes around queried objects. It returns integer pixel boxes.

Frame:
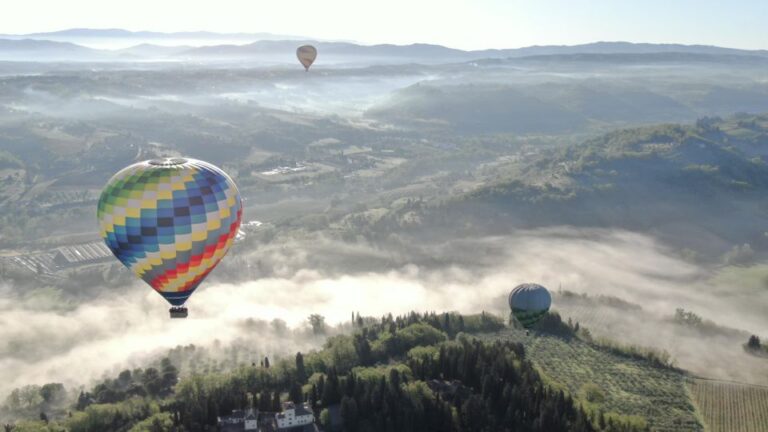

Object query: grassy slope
[480,328,702,432]
[553,290,768,388]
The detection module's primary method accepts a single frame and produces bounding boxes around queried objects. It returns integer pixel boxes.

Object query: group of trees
[744,335,768,357]
[164,312,646,432]
[324,339,602,432]
[78,358,179,408]
[1,358,179,431]
[673,308,704,328]
[747,335,761,349]
[3,384,67,421]
[2,311,652,432]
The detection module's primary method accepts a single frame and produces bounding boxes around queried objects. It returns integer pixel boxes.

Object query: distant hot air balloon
[97,157,243,318]
[296,45,317,71]
[509,283,551,328]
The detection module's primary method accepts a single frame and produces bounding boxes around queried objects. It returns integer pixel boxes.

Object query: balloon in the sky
[508,283,552,328]
[97,157,242,318]
[296,45,317,71]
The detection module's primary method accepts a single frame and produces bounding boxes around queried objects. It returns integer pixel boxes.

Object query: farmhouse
[275,402,314,430]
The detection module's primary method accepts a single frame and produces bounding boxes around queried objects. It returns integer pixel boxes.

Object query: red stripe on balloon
[149,205,243,293]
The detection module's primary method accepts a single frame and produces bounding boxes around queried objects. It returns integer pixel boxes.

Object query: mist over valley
[1,22,767,432]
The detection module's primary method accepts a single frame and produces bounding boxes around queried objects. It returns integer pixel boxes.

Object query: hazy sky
[1,0,766,50]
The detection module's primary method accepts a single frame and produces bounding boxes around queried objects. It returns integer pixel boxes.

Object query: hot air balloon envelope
[296,45,317,71]
[97,157,242,316]
[509,283,551,328]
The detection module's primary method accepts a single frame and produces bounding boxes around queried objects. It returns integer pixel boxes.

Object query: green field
[480,328,703,431]
[687,379,768,432]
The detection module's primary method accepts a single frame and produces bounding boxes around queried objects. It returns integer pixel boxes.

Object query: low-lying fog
[2,227,766,399]
[6,70,433,117]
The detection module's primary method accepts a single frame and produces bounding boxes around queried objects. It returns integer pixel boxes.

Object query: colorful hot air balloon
[508,283,551,328]
[296,45,317,71]
[97,157,242,318]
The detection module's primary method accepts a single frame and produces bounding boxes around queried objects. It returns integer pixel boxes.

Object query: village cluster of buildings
[4,240,113,275]
[4,218,269,278]
[218,402,316,432]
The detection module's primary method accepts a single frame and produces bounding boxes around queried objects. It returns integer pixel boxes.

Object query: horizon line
[0,28,766,54]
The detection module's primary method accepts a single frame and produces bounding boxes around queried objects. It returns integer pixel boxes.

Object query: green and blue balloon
[509,283,551,328]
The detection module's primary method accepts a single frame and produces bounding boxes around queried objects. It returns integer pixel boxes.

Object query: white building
[244,410,258,431]
[217,408,259,431]
[52,242,113,269]
[275,402,314,429]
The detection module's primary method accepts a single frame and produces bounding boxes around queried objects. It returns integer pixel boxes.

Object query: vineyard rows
[482,329,702,431]
[687,378,768,432]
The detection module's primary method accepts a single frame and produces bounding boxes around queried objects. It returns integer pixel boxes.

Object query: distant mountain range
[480,41,768,58]
[0,38,92,53]
[0,38,108,61]
[0,28,308,41]
[178,40,469,61]
[177,39,768,62]
[0,29,766,63]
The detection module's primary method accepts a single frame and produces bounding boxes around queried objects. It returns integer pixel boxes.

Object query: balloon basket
[170,306,188,319]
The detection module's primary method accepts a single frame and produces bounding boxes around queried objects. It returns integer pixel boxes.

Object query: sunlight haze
[1,0,766,50]
[2,1,768,431]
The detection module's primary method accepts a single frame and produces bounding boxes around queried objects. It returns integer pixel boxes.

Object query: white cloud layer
[1,227,766,398]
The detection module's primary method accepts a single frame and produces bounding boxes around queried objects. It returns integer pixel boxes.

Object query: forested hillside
[404,114,768,256]
[2,312,656,432]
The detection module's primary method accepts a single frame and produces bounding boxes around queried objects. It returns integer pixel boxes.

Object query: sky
[0,0,766,50]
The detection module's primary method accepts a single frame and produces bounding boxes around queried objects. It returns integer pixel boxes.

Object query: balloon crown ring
[148,157,189,167]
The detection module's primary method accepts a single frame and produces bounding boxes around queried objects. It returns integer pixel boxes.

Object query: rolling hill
[481,328,702,431]
[436,114,768,256]
[366,84,588,133]
[0,39,106,61]
[366,80,768,134]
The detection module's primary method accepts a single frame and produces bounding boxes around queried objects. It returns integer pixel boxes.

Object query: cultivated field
[482,328,703,431]
[687,378,768,432]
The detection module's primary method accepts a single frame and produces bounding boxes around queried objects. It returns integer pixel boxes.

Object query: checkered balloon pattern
[97,158,243,306]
